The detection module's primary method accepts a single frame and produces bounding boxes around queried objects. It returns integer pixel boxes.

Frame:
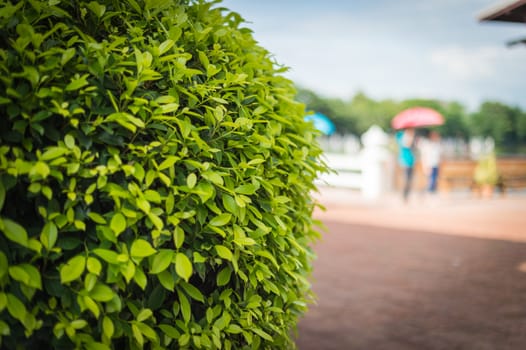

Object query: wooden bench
[438,158,526,194]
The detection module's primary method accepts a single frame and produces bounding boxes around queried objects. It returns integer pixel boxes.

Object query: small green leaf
[102,316,114,338]
[84,295,100,318]
[215,245,233,261]
[87,257,102,275]
[158,39,174,55]
[134,267,147,290]
[6,294,27,323]
[157,269,175,291]
[216,266,232,287]
[0,293,6,312]
[40,221,58,250]
[64,134,75,148]
[131,239,156,258]
[234,184,256,195]
[88,212,107,224]
[177,289,191,324]
[0,252,7,279]
[90,283,115,302]
[209,213,231,227]
[1,218,29,247]
[0,181,5,211]
[222,194,238,215]
[60,255,86,283]
[252,327,273,341]
[132,323,144,346]
[93,249,119,264]
[65,74,89,91]
[158,156,179,170]
[180,281,204,302]
[193,181,214,203]
[110,213,126,236]
[175,253,192,282]
[150,250,174,274]
[136,308,153,322]
[186,173,197,189]
[173,226,185,249]
[87,1,106,18]
[19,264,42,289]
[61,48,76,65]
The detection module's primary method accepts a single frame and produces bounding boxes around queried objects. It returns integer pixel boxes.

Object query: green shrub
[0,0,327,349]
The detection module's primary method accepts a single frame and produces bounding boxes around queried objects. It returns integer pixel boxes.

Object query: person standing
[419,130,442,193]
[396,128,416,202]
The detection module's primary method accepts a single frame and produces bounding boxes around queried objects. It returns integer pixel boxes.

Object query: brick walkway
[296,188,526,349]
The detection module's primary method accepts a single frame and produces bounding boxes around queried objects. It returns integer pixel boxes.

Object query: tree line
[296,88,526,154]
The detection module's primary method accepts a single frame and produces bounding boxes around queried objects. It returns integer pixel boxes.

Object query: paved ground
[295,188,526,349]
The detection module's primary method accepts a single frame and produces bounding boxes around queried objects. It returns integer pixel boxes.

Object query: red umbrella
[391,107,445,130]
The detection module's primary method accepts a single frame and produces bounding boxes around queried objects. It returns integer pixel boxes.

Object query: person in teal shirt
[396,128,416,202]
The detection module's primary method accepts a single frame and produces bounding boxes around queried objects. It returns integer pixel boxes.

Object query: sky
[219,0,526,111]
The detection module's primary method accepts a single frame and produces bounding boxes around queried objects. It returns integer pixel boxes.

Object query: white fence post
[360,125,391,199]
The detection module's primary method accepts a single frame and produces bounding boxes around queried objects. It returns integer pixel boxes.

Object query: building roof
[478,0,526,23]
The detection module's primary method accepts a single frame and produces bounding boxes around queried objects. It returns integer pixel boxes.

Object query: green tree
[469,101,522,151]
[0,1,327,348]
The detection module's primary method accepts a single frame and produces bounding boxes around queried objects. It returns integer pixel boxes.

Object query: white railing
[316,125,394,199]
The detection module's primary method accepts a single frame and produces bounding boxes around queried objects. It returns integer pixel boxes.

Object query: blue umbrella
[304,112,336,135]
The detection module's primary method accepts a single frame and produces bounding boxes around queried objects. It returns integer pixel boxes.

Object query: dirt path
[295,189,526,349]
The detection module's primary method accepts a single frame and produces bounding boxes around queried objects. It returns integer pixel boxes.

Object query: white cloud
[430,46,501,80]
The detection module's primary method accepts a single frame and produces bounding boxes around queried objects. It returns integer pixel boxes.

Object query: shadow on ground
[296,221,526,350]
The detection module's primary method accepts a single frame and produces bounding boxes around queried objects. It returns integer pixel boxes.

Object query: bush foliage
[0,0,326,348]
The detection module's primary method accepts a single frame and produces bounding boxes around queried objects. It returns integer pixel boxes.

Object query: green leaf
[87,1,106,18]
[134,267,147,290]
[252,327,273,341]
[234,184,256,195]
[136,308,153,322]
[6,294,27,323]
[0,181,5,211]
[180,281,204,302]
[0,218,29,247]
[222,194,238,215]
[0,252,7,279]
[132,323,144,346]
[110,213,126,236]
[193,181,214,203]
[0,293,6,312]
[177,289,191,324]
[105,112,145,132]
[84,295,100,318]
[90,283,115,301]
[216,266,232,286]
[102,316,114,338]
[158,156,179,170]
[61,47,76,65]
[215,245,233,261]
[131,239,156,258]
[60,255,86,283]
[40,221,58,250]
[150,250,174,274]
[93,249,119,264]
[136,322,158,341]
[173,226,185,249]
[87,257,102,275]
[12,264,42,289]
[65,74,89,91]
[186,173,197,189]
[88,212,107,224]
[157,269,175,291]
[158,39,174,55]
[209,213,231,227]
[175,252,192,282]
